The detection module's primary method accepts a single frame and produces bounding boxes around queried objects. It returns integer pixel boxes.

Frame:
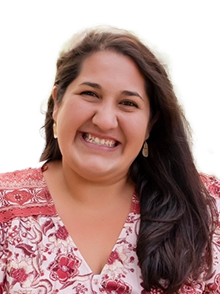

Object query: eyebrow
[79,82,101,89]
[122,90,143,100]
[79,81,143,100]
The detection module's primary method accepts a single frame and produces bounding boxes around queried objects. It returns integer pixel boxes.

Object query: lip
[79,131,121,151]
[82,131,119,142]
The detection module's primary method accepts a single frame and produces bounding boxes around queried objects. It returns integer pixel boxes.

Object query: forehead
[81,50,138,68]
[77,50,146,88]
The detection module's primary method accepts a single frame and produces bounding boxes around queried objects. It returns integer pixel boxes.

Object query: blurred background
[0,0,219,178]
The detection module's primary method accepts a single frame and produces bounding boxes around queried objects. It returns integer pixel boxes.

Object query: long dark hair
[40,26,214,293]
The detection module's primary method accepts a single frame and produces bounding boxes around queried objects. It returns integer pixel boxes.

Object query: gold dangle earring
[53,122,58,139]
[142,141,148,157]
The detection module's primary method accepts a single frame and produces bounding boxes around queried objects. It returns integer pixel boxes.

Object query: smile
[82,133,118,147]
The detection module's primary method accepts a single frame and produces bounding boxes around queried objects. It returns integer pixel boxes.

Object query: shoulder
[200,173,220,198]
[200,173,220,219]
[199,173,220,235]
[199,174,220,292]
[0,167,55,222]
[0,167,45,188]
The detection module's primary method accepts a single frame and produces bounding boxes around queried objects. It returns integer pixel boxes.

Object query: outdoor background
[0,0,219,178]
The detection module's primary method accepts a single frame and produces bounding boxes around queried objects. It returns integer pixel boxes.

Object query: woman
[0,27,219,294]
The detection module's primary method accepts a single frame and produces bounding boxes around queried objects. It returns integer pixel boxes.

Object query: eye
[81,91,98,98]
[120,100,138,107]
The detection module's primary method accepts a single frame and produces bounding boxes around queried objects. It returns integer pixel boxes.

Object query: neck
[45,160,134,208]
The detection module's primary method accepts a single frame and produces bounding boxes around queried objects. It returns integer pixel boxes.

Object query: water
[0,75,220,177]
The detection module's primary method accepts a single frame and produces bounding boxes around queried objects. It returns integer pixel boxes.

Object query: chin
[78,164,121,182]
[84,167,114,177]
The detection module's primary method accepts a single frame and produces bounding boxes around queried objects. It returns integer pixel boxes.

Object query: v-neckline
[53,196,137,276]
[40,165,140,276]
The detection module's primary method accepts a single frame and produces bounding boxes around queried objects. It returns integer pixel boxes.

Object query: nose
[92,104,118,131]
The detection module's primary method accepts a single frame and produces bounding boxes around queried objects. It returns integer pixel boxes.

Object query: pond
[0,75,220,177]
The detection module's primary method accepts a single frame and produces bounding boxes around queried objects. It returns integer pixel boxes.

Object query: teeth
[83,133,117,147]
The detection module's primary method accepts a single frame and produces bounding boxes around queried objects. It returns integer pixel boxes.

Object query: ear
[52,86,59,121]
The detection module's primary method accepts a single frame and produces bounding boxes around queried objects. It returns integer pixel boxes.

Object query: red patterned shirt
[0,167,219,293]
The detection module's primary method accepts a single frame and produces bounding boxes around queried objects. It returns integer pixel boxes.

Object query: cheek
[57,106,95,142]
[57,107,78,132]
[126,115,150,141]
[63,99,95,121]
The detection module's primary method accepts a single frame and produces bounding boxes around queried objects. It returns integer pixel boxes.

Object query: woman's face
[53,50,151,183]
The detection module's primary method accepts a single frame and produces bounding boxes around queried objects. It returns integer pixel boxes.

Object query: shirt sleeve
[0,221,8,293]
[201,174,220,293]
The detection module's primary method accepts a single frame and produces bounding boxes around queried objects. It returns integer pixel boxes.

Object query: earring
[53,122,58,139]
[142,141,148,157]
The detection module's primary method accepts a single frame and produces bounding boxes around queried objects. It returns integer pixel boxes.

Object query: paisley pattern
[0,168,219,293]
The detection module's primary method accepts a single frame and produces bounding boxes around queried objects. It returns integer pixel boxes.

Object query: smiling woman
[0,26,220,294]
[51,50,150,182]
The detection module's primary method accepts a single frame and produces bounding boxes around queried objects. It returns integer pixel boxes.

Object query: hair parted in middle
[40,26,215,293]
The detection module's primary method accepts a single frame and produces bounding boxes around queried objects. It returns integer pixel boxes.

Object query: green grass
[0,26,220,90]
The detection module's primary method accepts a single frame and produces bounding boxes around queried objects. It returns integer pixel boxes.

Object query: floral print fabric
[0,167,220,293]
